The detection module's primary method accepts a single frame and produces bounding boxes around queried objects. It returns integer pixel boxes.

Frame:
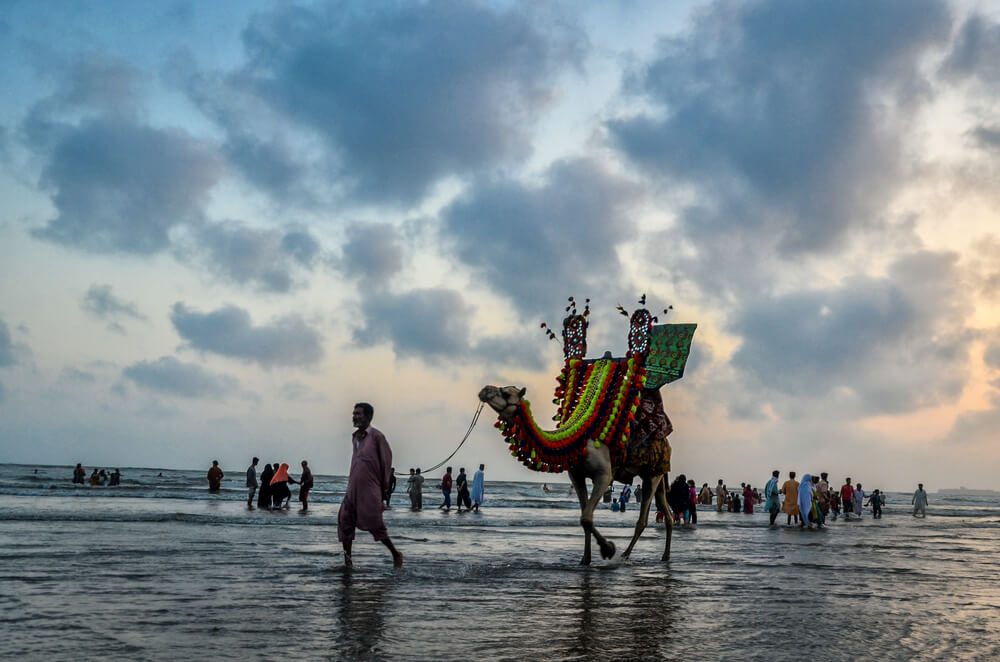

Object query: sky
[1,0,999,491]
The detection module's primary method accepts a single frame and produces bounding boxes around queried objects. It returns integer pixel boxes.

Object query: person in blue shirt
[865,489,883,519]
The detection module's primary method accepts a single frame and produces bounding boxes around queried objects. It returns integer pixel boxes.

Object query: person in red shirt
[439,467,453,511]
[840,478,854,520]
[206,460,224,492]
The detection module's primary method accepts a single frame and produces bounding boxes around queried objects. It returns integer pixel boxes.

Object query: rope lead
[394,402,485,476]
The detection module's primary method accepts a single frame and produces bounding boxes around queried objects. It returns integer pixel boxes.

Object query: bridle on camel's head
[479,385,525,422]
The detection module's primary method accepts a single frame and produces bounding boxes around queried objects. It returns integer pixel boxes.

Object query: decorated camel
[479,297,696,565]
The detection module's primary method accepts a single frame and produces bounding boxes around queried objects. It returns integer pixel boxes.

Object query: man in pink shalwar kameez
[338,402,403,568]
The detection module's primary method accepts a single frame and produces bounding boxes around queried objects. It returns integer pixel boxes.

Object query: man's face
[352,406,370,428]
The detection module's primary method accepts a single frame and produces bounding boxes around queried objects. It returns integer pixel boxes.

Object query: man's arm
[376,432,393,497]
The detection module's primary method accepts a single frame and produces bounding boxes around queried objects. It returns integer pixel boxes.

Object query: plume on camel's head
[478,385,525,422]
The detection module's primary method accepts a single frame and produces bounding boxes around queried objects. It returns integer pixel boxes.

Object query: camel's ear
[518,387,526,398]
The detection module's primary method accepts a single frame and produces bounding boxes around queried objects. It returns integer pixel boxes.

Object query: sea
[0,463,998,661]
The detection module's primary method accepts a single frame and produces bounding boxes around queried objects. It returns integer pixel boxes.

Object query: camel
[478,298,693,565]
[478,383,674,565]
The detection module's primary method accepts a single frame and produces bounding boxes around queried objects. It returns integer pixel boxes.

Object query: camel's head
[478,385,526,422]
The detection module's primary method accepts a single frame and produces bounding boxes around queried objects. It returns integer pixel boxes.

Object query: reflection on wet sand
[334,571,389,660]
[567,567,677,659]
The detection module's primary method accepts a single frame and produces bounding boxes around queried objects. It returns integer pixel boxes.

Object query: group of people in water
[197,458,317,511]
[72,464,120,486]
[199,458,488,515]
[240,458,315,511]
[397,465,486,513]
[757,472,878,528]
[599,472,932,528]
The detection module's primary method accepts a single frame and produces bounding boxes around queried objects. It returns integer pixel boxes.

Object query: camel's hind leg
[621,475,660,560]
[569,468,614,565]
[654,474,673,562]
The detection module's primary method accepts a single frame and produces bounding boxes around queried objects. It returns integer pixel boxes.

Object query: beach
[1,463,998,661]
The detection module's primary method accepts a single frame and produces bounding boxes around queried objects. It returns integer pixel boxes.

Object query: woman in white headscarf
[798,473,816,529]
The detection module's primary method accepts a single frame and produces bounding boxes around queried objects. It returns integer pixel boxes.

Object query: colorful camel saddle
[497,356,644,473]
[498,358,673,475]
[495,303,691,474]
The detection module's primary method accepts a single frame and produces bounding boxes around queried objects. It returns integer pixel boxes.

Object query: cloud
[167,52,320,205]
[354,288,473,360]
[17,48,223,254]
[0,320,31,387]
[966,235,1000,297]
[0,318,11,401]
[970,126,1000,151]
[281,229,321,266]
[28,116,222,254]
[186,221,322,293]
[608,0,951,301]
[442,158,640,318]
[123,356,239,399]
[0,319,13,367]
[985,341,1000,369]
[217,0,584,204]
[338,222,404,286]
[82,284,146,331]
[940,13,1000,87]
[170,302,324,368]
[279,381,325,403]
[221,130,306,198]
[40,52,146,116]
[61,367,97,384]
[352,287,545,367]
[946,403,1000,446]
[470,333,547,369]
[729,250,972,417]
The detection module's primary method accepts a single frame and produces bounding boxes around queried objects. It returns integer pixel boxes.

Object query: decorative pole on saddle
[541,297,590,421]
[618,294,672,361]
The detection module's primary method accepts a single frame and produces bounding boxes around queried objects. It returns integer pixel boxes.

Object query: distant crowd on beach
[69,458,932,527]
[602,471,931,525]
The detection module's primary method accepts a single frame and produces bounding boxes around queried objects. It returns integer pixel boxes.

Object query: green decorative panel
[643,323,697,389]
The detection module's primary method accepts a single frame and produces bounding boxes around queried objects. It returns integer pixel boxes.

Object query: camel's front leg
[570,468,614,565]
[622,475,659,560]
[654,474,673,562]
[569,471,593,565]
